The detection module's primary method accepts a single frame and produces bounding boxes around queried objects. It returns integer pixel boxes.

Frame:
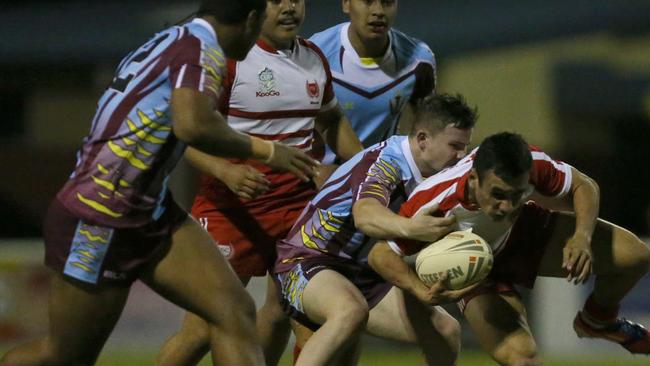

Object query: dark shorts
[192,205,303,276]
[44,197,188,286]
[275,257,393,331]
[459,202,557,311]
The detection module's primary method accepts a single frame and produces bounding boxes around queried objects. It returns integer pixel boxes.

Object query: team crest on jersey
[305,80,320,99]
[257,67,280,97]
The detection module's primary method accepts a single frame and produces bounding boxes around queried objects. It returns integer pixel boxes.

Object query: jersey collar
[256,38,297,57]
[401,136,424,185]
[191,18,217,42]
[340,22,393,69]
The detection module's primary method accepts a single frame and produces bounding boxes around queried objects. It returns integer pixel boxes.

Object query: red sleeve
[216,59,237,114]
[300,38,335,106]
[528,145,572,197]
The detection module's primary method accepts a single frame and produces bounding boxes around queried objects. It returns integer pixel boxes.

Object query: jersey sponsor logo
[306,80,320,98]
[257,67,280,97]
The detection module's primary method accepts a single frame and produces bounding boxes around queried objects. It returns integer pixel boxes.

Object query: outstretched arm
[368,240,477,306]
[561,166,600,284]
[353,199,456,242]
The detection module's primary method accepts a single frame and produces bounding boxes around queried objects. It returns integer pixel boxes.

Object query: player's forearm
[353,199,412,239]
[172,88,273,162]
[368,241,420,292]
[330,116,363,161]
[181,117,270,160]
[571,168,600,241]
[184,147,234,181]
[316,106,363,162]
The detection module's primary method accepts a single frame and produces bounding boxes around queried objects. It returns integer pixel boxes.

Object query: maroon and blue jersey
[274,136,424,272]
[57,18,225,227]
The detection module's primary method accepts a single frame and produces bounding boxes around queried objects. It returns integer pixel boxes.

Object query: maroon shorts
[459,202,558,311]
[275,257,393,331]
[192,205,304,276]
[44,198,188,286]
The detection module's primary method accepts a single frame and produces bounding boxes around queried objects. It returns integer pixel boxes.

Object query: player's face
[469,169,533,222]
[261,0,305,49]
[343,0,397,41]
[418,125,472,177]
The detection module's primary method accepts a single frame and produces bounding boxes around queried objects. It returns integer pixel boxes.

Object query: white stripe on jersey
[412,182,458,217]
[228,116,314,136]
[409,153,474,199]
[531,151,573,197]
[175,65,187,89]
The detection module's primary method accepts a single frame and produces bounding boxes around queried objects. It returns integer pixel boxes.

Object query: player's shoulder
[295,38,330,71]
[390,28,435,64]
[309,23,346,59]
[411,155,473,197]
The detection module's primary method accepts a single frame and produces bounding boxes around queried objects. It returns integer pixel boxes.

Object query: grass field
[92,348,649,365]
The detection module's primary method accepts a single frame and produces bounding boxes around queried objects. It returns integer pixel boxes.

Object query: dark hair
[409,93,478,136]
[474,132,532,183]
[198,0,266,25]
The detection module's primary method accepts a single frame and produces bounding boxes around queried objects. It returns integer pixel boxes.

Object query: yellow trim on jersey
[301,225,320,250]
[360,190,387,200]
[70,262,94,273]
[76,192,123,218]
[107,141,149,170]
[119,180,131,188]
[97,164,109,175]
[206,47,225,67]
[327,211,344,225]
[91,175,116,191]
[125,119,165,144]
[137,110,171,131]
[359,57,380,66]
[317,210,340,233]
[78,230,109,244]
[311,226,326,241]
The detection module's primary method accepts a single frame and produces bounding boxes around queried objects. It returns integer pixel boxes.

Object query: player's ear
[245,8,264,38]
[342,0,350,14]
[416,130,428,150]
[468,168,479,187]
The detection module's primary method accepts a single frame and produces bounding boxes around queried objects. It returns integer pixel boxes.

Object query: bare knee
[620,234,650,275]
[435,314,461,351]
[328,301,369,337]
[259,296,289,326]
[180,315,212,345]
[493,343,541,366]
[204,286,257,332]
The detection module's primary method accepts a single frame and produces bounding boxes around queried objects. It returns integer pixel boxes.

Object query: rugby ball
[415,231,493,290]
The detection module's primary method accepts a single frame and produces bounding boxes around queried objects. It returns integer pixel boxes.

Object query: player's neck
[466,177,477,204]
[259,34,294,51]
[347,27,389,58]
[409,137,435,178]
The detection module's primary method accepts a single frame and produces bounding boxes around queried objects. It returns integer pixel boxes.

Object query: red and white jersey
[194,38,337,214]
[388,146,573,256]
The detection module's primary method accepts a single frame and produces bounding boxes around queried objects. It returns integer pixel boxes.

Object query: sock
[582,294,620,327]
